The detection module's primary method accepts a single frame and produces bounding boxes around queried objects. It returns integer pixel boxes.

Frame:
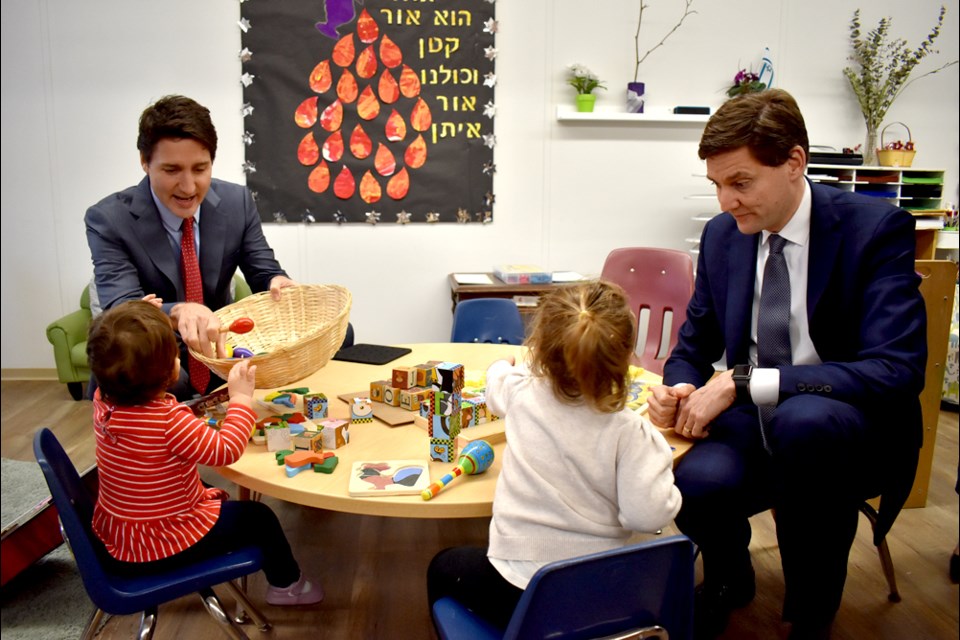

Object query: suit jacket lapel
[130,177,181,297]
[198,183,226,301]
[806,183,842,320]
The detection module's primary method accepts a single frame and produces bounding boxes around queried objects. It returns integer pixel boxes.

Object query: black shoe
[693,568,756,639]
[951,550,959,584]
[788,620,833,640]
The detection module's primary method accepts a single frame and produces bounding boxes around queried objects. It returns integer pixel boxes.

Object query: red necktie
[181,216,210,394]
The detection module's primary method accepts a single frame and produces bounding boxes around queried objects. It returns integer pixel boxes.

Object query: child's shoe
[265,574,324,606]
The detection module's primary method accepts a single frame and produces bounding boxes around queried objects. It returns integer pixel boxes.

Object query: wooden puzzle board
[338,391,417,426]
[348,460,431,497]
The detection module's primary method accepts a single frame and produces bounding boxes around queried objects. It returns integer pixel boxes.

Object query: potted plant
[726,68,767,98]
[567,63,606,112]
[629,0,698,113]
[842,5,957,165]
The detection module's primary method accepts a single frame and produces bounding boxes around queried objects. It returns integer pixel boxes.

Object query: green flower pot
[575,94,596,113]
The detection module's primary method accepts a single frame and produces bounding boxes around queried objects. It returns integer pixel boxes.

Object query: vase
[575,94,596,113]
[626,82,645,114]
[863,124,879,166]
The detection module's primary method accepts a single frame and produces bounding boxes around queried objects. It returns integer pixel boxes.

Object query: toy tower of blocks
[427,362,465,462]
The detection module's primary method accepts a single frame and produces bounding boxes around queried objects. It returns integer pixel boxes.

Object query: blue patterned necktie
[756,234,791,452]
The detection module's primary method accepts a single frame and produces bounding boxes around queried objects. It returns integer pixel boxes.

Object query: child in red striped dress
[87,300,322,606]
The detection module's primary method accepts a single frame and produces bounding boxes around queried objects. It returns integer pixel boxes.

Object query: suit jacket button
[797,383,806,392]
[815,384,824,392]
[824,385,832,393]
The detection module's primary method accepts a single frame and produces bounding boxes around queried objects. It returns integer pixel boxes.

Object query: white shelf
[556,104,709,124]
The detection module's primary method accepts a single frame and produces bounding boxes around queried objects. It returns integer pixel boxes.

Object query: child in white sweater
[427,280,681,629]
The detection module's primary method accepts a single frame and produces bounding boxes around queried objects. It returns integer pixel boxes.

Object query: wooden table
[215,343,690,518]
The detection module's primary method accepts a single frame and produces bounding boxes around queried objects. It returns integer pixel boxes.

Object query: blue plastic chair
[450,298,526,345]
[431,535,695,640]
[33,427,272,640]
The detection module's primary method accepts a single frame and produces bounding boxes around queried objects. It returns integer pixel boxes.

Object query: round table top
[215,343,690,518]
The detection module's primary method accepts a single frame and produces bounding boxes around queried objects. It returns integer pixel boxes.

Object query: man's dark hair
[137,95,218,163]
[699,88,809,167]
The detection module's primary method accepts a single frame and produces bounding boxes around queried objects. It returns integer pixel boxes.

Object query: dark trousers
[106,500,301,588]
[673,396,880,625]
[427,546,524,631]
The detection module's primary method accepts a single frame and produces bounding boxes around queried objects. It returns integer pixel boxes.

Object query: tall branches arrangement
[842,5,957,134]
[633,0,697,83]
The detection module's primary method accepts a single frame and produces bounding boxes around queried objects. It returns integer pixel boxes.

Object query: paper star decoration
[242,131,255,146]
[396,210,412,224]
[457,208,471,223]
[303,210,316,224]
[241,73,256,87]
[483,18,498,34]
[273,211,287,223]
[238,18,252,33]
[483,101,496,118]
[239,47,253,63]
[482,161,497,175]
[365,210,381,225]
[484,46,498,61]
[482,133,497,149]
[250,190,259,201]
[483,72,497,88]
[476,211,493,224]
[484,0,496,4]
[333,210,347,225]
[241,103,254,117]
[426,212,440,223]
[484,192,496,207]
[242,161,257,174]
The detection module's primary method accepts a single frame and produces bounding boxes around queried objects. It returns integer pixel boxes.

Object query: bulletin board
[239,0,497,225]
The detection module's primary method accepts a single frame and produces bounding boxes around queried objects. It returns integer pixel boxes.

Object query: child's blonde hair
[527,280,635,413]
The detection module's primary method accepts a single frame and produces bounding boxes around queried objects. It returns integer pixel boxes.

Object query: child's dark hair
[527,280,636,413]
[87,301,179,406]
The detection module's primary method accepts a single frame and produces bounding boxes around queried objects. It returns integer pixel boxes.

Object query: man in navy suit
[85,95,295,398]
[649,89,926,639]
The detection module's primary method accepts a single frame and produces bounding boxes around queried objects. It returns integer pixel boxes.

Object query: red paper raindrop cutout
[410,98,432,132]
[399,65,421,99]
[385,109,407,142]
[333,166,356,199]
[320,99,344,132]
[379,34,402,68]
[337,69,359,103]
[349,124,373,159]
[309,60,333,93]
[359,170,382,203]
[297,131,320,166]
[357,86,380,121]
[357,9,379,44]
[356,45,378,79]
[295,96,318,128]
[374,143,396,177]
[378,69,400,104]
[308,160,330,193]
[405,134,427,169]
[322,130,345,162]
[386,168,410,200]
[332,34,355,67]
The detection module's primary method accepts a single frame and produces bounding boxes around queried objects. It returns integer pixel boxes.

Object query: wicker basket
[877,121,916,167]
[190,284,352,389]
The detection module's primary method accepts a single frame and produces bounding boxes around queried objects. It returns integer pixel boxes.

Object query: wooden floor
[2,379,958,639]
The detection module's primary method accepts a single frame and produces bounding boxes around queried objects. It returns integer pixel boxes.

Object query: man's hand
[227,360,257,407]
[672,370,737,439]
[269,275,298,301]
[171,302,226,358]
[648,383,695,429]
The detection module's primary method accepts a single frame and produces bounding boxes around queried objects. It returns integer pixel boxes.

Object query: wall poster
[239,0,498,225]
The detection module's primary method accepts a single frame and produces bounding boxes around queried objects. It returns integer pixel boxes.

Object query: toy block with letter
[400,387,428,411]
[369,380,390,403]
[392,366,417,390]
[382,386,401,407]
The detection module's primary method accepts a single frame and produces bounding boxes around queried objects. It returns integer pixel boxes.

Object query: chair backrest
[33,428,117,611]
[503,535,695,640]
[601,248,695,375]
[233,273,253,301]
[451,298,525,345]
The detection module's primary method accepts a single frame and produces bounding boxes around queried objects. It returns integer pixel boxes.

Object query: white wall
[3,0,958,370]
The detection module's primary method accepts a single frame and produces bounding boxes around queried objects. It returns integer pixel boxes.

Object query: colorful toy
[351,397,374,423]
[319,419,350,449]
[303,393,329,419]
[219,317,255,334]
[232,347,255,358]
[421,440,494,500]
[313,456,339,474]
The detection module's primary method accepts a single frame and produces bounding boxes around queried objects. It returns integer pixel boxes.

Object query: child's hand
[142,293,163,309]
[227,360,257,405]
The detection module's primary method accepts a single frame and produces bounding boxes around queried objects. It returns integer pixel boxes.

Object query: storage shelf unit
[555,105,710,124]
[806,164,945,212]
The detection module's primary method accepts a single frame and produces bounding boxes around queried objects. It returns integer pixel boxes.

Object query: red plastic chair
[601,248,695,376]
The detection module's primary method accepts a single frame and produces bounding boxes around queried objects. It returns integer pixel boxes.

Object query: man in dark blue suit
[85,95,295,398]
[649,89,926,639]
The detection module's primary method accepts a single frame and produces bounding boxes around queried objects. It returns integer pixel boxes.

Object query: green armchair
[45,275,254,400]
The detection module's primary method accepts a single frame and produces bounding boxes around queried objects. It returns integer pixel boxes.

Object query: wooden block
[429,438,458,463]
[351,397,374,423]
[382,386,401,407]
[303,393,328,419]
[265,425,292,452]
[400,387,427,411]
[369,380,389,403]
[392,366,417,390]
[319,419,350,449]
[337,391,418,426]
[436,362,464,393]
[313,456,340,474]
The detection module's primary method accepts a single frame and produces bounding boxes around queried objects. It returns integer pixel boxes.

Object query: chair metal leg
[138,607,158,640]
[859,502,901,602]
[224,579,273,632]
[198,587,253,640]
[80,608,107,640]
